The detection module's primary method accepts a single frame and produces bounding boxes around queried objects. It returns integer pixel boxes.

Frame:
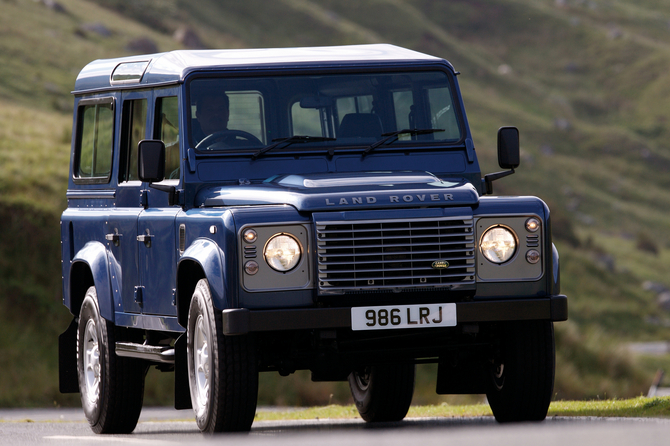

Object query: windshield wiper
[252,135,336,160]
[363,128,445,155]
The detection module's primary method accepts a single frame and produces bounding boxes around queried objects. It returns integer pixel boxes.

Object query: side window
[291,97,338,138]
[291,102,322,136]
[392,91,413,134]
[227,91,265,143]
[75,99,114,181]
[119,99,147,182]
[427,87,460,140]
[391,88,460,141]
[155,96,180,180]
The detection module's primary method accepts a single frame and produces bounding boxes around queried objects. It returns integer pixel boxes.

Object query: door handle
[105,232,122,247]
[137,231,154,247]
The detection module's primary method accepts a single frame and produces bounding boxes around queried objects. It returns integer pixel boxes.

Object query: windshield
[188,71,462,152]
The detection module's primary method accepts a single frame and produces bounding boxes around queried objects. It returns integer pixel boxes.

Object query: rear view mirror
[138,140,165,183]
[300,96,333,109]
[497,127,520,169]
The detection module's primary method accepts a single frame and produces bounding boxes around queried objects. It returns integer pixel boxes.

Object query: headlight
[480,226,517,264]
[264,234,302,272]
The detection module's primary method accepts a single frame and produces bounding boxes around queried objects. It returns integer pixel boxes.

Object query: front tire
[187,279,258,433]
[77,287,145,434]
[486,321,555,423]
[348,364,415,422]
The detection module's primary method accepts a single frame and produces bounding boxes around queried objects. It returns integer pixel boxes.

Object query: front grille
[316,216,475,294]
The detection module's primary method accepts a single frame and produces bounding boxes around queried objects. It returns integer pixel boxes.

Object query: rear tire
[77,287,145,434]
[486,320,555,423]
[187,279,258,433]
[348,364,415,422]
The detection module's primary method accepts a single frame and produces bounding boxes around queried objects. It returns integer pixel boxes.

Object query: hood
[196,171,480,212]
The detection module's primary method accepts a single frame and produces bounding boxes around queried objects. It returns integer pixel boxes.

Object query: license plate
[351,303,457,331]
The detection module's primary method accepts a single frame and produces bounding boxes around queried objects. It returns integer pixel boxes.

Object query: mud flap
[58,318,79,393]
[174,333,192,410]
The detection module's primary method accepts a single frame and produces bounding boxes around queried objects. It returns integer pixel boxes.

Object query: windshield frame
[184,63,467,157]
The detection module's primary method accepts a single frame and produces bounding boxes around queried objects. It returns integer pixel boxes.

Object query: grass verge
[253,396,670,421]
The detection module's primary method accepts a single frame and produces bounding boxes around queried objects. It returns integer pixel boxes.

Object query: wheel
[348,364,415,422]
[486,321,555,423]
[195,130,263,149]
[77,287,145,434]
[187,279,258,433]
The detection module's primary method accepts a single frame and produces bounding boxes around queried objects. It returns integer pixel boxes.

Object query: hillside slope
[1,0,669,405]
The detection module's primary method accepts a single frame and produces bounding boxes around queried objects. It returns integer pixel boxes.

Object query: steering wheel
[195,130,263,149]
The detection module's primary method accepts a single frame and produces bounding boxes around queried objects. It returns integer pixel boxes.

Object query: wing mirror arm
[484,168,515,195]
[483,127,520,195]
[138,139,177,206]
[149,183,177,207]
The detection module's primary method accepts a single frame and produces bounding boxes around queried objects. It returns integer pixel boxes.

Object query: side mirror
[483,127,520,195]
[138,140,165,183]
[497,126,520,169]
[138,139,179,206]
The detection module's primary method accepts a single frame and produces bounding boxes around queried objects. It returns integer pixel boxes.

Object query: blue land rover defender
[58,44,567,433]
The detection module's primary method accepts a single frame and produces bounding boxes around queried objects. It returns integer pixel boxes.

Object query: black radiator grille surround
[316,216,475,294]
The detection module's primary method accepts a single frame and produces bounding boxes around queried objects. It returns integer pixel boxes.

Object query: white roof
[74,44,450,93]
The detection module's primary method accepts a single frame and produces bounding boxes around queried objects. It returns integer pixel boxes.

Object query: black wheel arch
[176,259,206,328]
[69,262,94,317]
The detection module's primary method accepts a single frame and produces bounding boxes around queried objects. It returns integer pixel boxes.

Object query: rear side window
[155,96,180,180]
[119,98,147,183]
[75,98,114,182]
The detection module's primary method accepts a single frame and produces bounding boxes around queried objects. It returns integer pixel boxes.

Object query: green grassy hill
[2,0,670,406]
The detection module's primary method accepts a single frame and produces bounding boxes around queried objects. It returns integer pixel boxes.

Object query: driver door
[137,90,182,316]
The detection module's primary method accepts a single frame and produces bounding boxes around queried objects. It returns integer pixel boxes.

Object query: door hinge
[134,286,144,306]
[140,189,148,208]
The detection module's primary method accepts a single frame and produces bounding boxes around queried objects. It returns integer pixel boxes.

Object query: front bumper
[222,295,568,335]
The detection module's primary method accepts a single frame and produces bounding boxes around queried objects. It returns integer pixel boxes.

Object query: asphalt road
[1,408,669,446]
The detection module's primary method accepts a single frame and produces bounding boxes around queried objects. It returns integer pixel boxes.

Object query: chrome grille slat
[320,256,475,265]
[318,232,471,242]
[316,216,476,293]
[325,284,463,291]
[318,248,473,258]
[318,265,475,274]
[321,273,475,283]
[315,224,473,234]
[317,239,474,250]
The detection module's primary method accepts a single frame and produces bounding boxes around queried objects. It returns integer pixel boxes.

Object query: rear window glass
[75,99,114,181]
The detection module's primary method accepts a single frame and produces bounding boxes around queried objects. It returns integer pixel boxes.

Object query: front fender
[179,238,228,310]
[71,241,114,322]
